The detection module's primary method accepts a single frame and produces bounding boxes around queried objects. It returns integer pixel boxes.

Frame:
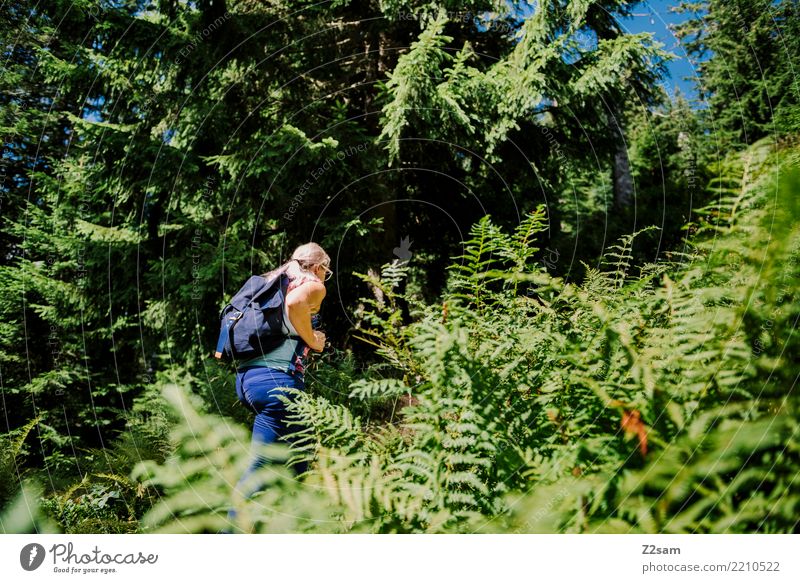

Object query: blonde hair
[264,242,330,287]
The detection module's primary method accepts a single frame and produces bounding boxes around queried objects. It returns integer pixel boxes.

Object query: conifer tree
[675,0,800,144]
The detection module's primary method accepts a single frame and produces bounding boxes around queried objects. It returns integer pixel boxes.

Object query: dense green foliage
[675,0,800,145]
[123,140,799,533]
[1,0,798,534]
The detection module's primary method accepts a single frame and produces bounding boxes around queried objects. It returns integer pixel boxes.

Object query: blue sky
[621,0,704,103]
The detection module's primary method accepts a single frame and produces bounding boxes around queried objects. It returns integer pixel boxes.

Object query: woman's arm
[286,281,327,351]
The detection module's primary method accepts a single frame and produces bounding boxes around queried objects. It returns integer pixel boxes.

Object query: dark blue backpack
[213,272,300,361]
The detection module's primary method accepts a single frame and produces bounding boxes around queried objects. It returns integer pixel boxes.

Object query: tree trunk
[610,114,634,209]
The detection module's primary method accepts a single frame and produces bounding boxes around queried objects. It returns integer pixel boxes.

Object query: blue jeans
[235,366,308,481]
[227,367,307,529]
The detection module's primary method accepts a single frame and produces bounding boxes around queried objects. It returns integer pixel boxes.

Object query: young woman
[233,242,331,495]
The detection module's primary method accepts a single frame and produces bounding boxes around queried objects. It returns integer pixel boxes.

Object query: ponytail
[262,242,330,288]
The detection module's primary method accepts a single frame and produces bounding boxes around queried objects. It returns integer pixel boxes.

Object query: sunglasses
[319,263,333,281]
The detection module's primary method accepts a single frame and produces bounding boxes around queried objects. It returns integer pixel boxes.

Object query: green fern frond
[349,378,410,401]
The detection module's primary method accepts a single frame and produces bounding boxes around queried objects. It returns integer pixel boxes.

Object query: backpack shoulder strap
[281,274,304,342]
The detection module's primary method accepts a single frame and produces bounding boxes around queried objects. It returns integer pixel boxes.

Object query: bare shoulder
[302,280,326,300]
[287,280,326,303]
